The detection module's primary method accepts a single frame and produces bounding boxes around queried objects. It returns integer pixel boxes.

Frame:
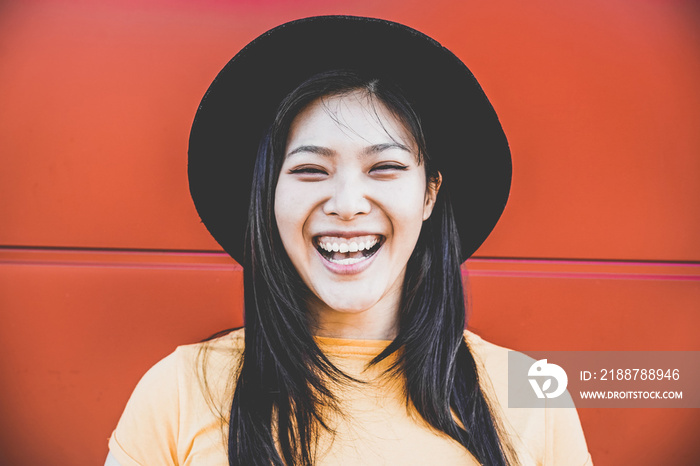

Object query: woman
[107,16,592,466]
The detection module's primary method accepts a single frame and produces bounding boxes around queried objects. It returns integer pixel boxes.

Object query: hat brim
[188,15,511,264]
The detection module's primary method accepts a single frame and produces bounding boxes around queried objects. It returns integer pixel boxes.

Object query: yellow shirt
[108,330,592,465]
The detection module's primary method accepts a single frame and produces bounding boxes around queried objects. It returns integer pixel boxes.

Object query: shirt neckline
[313,335,393,357]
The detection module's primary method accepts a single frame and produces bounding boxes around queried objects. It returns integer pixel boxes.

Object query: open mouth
[314,235,384,266]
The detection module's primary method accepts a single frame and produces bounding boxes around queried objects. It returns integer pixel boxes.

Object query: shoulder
[464,330,512,377]
[149,327,245,408]
[464,330,520,405]
[137,328,245,401]
[464,330,593,466]
[108,329,245,465]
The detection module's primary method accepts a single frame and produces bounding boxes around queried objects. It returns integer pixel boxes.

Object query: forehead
[285,90,417,153]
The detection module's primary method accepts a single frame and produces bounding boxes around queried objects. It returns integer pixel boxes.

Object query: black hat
[188,15,511,264]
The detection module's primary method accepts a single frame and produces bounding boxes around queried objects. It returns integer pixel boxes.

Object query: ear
[422,172,442,221]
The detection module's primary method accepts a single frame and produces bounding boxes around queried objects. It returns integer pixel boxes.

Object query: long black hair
[224,70,517,465]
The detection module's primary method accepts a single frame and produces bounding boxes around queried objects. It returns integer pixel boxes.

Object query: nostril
[323,182,371,219]
[323,199,371,219]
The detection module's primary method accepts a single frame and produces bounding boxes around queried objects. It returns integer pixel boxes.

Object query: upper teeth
[318,237,379,253]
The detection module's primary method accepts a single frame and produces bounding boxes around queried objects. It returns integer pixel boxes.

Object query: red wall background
[1,0,699,464]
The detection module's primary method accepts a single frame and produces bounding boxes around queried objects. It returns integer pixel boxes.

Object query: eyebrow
[286,142,411,158]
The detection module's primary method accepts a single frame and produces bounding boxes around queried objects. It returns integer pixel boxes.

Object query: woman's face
[274,90,439,329]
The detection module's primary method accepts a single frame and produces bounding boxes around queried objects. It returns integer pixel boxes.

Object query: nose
[322,175,371,220]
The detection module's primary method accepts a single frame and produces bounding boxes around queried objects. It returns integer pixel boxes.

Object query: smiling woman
[106,16,592,466]
[276,82,440,337]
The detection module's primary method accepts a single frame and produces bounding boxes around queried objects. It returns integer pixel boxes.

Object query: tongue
[331,251,364,260]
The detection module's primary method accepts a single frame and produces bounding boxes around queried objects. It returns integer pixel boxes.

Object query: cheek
[383,181,429,231]
[274,181,313,250]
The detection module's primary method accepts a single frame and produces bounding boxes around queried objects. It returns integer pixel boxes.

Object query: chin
[317,293,380,314]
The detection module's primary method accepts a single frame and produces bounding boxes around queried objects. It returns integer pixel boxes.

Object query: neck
[313,309,397,340]
[308,293,400,341]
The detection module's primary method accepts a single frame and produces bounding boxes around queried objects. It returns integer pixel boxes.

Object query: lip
[315,245,380,275]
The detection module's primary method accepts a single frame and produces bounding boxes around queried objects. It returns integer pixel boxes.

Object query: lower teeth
[328,256,366,265]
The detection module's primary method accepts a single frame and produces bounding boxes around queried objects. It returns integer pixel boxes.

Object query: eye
[370,163,409,173]
[288,166,328,179]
